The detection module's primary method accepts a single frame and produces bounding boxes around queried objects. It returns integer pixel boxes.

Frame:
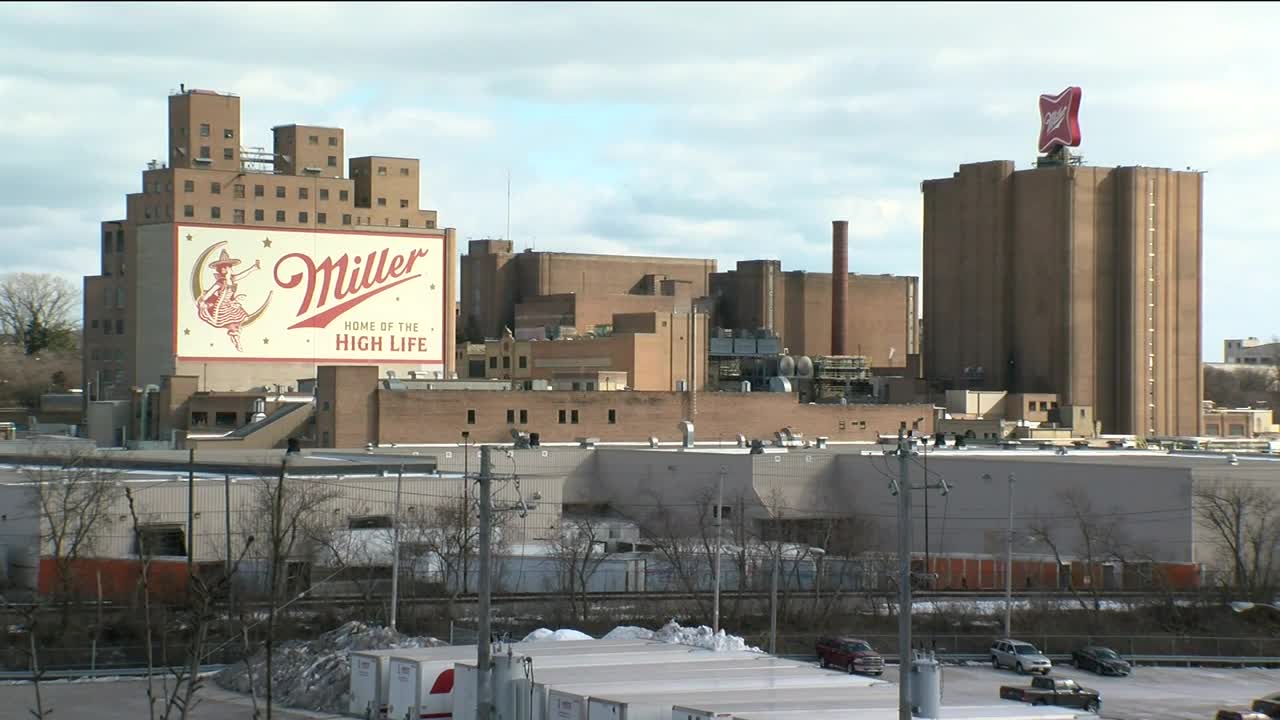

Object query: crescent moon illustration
[189,239,272,326]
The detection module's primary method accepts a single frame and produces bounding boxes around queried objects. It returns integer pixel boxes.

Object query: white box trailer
[731,707,1084,720]
[544,669,884,720]
[448,644,722,720]
[352,647,480,718]
[508,657,810,720]
[373,639,657,720]
[587,683,900,720]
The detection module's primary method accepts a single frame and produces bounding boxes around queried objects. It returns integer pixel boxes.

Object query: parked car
[1216,710,1270,720]
[999,676,1101,713]
[816,636,885,676]
[1070,646,1132,676]
[991,638,1053,675]
[1251,692,1280,717]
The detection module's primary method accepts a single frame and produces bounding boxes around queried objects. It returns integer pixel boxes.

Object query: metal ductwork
[678,420,695,449]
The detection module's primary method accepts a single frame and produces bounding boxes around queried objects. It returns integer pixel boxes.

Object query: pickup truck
[1000,676,1101,713]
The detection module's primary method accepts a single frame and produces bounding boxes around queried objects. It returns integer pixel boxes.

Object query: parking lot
[1,663,1277,720]
[874,662,1280,720]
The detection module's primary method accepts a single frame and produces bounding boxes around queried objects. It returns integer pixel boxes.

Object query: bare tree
[1195,482,1280,599]
[640,493,716,618]
[25,458,120,629]
[0,273,80,354]
[1029,488,1125,622]
[544,516,613,624]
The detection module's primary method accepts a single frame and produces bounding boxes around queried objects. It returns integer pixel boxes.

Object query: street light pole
[389,463,403,630]
[896,427,913,720]
[713,465,724,634]
[476,446,493,720]
[1005,473,1015,638]
[463,431,470,595]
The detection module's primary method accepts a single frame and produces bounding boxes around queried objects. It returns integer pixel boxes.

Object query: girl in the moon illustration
[197,249,261,351]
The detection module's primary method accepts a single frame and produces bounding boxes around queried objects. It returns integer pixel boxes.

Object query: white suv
[991,639,1053,675]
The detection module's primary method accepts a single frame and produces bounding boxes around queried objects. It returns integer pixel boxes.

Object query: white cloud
[0,2,1277,359]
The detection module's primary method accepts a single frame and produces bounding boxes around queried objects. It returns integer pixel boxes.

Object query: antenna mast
[506,169,511,243]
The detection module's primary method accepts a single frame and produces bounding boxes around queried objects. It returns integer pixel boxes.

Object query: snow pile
[521,628,595,642]
[605,620,763,653]
[213,620,443,713]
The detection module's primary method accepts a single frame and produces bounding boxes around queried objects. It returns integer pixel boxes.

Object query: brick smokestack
[831,220,849,355]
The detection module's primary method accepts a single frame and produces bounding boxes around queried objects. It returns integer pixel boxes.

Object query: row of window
[464,408,618,425]
[185,180,351,202]
[190,410,238,427]
[187,124,234,140]
[305,134,339,147]
[101,229,125,254]
[353,165,411,177]
[89,348,124,362]
[179,206,430,228]
[101,287,126,309]
[489,355,529,369]
[1027,400,1060,412]
[91,318,126,334]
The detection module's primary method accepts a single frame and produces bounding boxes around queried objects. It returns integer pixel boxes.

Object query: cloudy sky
[1,2,1275,360]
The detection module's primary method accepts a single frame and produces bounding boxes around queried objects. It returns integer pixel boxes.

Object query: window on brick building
[210,206,221,219]
[308,135,319,145]
[276,185,286,198]
[191,411,208,427]
[233,209,245,224]
[506,409,515,424]
[502,356,510,369]
[426,220,435,229]
[489,357,497,369]
[233,184,245,199]
[184,180,194,192]
[518,356,527,369]
[215,411,237,426]
[254,209,264,221]
[224,128,234,139]
[571,410,579,424]
[298,211,308,223]
[400,219,409,227]
[520,409,528,424]
[210,181,221,194]
[319,188,329,201]
[328,136,337,147]
[608,409,616,424]
[276,210,286,222]
[467,409,476,425]
[223,147,234,160]
[115,319,124,334]
[299,187,308,200]
[254,184,264,197]
[183,205,194,218]
[377,166,387,175]
[199,146,210,158]
[317,212,327,224]
[342,214,352,225]
[377,197,387,207]
[400,199,409,208]
[116,231,123,252]
[339,189,349,202]
[199,123,210,137]
[558,410,566,424]
[327,155,337,167]
[400,167,410,176]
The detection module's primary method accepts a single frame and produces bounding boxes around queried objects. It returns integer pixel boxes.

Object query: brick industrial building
[83,87,457,408]
[922,160,1203,438]
[709,259,919,367]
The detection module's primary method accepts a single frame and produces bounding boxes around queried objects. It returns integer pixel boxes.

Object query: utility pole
[1005,473,1015,639]
[712,465,724,634]
[896,426,912,720]
[769,545,779,655]
[187,447,195,579]
[463,431,470,595]
[476,446,493,720]
[389,464,404,630]
[224,472,233,639]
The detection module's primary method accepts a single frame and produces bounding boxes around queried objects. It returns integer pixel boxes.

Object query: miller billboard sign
[173,224,447,365]
[1038,86,1082,154]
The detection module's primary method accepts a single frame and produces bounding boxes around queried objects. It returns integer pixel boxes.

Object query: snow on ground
[213,620,443,714]
[604,620,764,653]
[521,628,595,642]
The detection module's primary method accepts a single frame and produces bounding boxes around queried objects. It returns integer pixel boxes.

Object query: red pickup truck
[1000,676,1101,713]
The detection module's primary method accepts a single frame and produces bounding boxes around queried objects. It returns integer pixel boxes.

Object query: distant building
[922,160,1203,438]
[1202,404,1276,438]
[1223,338,1280,367]
[83,88,457,415]
[459,239,715,341]
[708,259,918,367]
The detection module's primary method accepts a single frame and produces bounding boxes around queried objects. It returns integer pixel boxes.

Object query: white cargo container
[451,644,723,720]
[731,707,1084,720]
[543,669,884,720]
[373,639,656,719]
[508,656,810,720]
[351,647,480,718]
[587,684,900,720]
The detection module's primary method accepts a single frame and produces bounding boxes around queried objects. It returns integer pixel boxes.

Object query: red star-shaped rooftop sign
[1038,86,1082,154]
